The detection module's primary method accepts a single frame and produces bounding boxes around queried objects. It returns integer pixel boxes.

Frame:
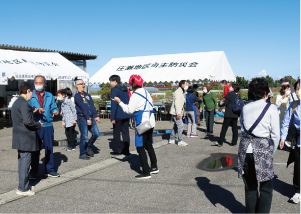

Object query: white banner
[90,51,236,83]
[0,50,89,81]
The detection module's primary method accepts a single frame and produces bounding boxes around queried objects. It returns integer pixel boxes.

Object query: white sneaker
[285,141,291,148]
[16,190,35,196]
[289,193,300,204]
[169,139,176,144]
[178,141,188,146]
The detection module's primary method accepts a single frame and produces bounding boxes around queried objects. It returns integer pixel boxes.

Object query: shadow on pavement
[113,155,142,174]
[30,152,68,187]
[195,177,245,213]
[196,127,207,132]
[90,145,100,155]
[273,175,294,198]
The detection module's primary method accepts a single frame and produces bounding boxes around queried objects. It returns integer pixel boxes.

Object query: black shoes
[110,151,123,156]
[86,149,94,157]
[230,143,237,146]
[79,154,90,160]
[135,174,151,179]
[150,168,159,174]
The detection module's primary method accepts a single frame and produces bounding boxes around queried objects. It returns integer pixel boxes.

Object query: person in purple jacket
[74,78,100,160]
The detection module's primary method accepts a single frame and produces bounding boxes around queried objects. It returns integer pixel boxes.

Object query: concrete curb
[0,140,169,206]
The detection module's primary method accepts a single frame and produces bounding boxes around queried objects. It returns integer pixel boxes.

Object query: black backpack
[230,94,244,115]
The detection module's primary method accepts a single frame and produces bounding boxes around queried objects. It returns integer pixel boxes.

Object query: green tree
[98,83,112,101]
[265,75,275,87]
[283,75,297,86]
[99,83,106,88]
[236,76,249,89]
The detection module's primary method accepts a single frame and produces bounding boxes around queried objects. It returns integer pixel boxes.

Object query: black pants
[205,110,214,134]
[65,125,76,148]
[113,119,130,154]
[136,128,157,175]
[218,118,238,145]
[286,118,296,142]
[242,153,273,213]
[18,151,31,192]
[293,147,300,193]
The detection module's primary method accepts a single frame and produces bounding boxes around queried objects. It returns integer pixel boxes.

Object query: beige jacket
[170,87,186,116]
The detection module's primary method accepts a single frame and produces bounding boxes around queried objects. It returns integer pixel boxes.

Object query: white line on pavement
[0,140,169,206]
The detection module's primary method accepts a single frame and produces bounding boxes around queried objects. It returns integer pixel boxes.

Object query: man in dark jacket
[109,75,132,155]
[11,82,43,196]
[213,84,240,147]
[75,78,100,160]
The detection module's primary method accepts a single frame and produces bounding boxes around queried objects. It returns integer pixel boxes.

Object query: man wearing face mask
[109,75,132,155]
[12,82,43,196]
[280,79,300,204]
[28,75,60,179]
[220,80,232,99]
[169,80,188,146]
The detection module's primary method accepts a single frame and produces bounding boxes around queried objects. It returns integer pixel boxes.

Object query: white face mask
[184,86,188,90]
[35,84,44,92]
[203,90,207,93]
[110,82,114,87]
[57,96,64,101]
[285,90,291,95]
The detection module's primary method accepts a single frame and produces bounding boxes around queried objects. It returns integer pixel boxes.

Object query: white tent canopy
[90,51,236,84]
[0,49,88,83]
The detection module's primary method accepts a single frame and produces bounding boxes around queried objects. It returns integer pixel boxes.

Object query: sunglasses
[77,83,85,86]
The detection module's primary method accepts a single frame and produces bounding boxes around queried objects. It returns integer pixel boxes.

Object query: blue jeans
[30,126,55,175]
[77,119,100,157]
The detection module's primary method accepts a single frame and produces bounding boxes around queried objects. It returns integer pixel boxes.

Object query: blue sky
[0,0,299,82]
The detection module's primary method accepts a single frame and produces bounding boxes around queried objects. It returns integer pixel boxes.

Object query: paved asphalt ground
[0,118,300,213]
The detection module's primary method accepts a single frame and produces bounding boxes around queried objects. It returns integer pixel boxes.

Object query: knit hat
[129,74,144,86]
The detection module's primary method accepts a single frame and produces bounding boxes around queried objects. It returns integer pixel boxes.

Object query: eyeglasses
[77,83,85,86]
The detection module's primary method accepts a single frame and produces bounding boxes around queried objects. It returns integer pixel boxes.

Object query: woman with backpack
[213,84,240,147]
[185,86,202,137]
[238,78,280,213]
[57,88,77,151]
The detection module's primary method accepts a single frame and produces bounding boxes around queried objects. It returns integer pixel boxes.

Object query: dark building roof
[0,44,97,61]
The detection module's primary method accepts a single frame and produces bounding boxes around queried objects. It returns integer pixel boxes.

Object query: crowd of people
[11,74,300,212]
[168,77,300,212]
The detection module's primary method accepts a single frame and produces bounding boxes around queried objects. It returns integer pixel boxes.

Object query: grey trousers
[18,151,31,192]
[186,111,197,135]
[170,115,184,141]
